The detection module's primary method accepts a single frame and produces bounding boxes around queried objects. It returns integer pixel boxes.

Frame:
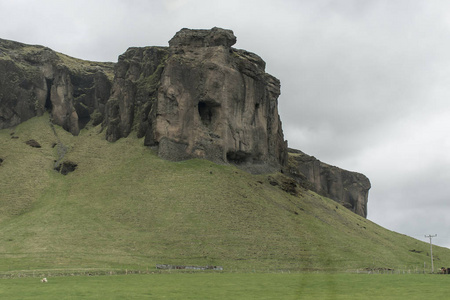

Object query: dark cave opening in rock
[78,115,90,129]
[198,101,218,127]
[75,102,91,130]
[227,150,251,164]
[342,200,354,211]
[45,78,53,111]
[347,195,356,211]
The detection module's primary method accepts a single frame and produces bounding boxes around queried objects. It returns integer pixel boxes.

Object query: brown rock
[25,139,41,148]
[0,30,373,217]
[104,46,167,142]
[104,27,287,173]
[168,27,237,48]
[287,148,371,218]
[54,161,77,175]
[0,38,114,134]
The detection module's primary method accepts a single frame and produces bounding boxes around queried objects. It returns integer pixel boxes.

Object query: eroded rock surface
[104,27,288,172]
[25,139,41,148]
[104,46,168,143]
[287,148,371,218]
[0,38,114,135]
[0,28,372,216]
[54,160,77,175]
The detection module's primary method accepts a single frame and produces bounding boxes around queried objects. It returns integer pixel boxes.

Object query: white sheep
[41,277,48,283]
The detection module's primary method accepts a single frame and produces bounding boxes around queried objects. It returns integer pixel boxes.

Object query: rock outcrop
[0,28,371,217]
[287,148,371,218]
[104,27,287,172]
[0,38,114,134]
[103,46,168,144]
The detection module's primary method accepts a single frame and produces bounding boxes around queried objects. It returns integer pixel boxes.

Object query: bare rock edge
[0,27,370,217]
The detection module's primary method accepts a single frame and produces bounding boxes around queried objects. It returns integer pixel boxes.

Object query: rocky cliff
[0,38,114,135]
[0,28,370,217]
[104,27,287,172]
[287,149,371,218]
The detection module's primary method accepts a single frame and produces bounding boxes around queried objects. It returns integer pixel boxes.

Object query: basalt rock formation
[287,148,371,218]
[0,28,371,217]
[0,38,114,135]
[104,27,288,172]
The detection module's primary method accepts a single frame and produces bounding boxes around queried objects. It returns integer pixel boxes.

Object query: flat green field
[1,273,449,299]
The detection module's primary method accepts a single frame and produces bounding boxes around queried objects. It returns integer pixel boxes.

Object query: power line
[425,234,437,273]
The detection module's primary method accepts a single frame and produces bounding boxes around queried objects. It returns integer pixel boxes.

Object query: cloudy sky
[1,0,450,248]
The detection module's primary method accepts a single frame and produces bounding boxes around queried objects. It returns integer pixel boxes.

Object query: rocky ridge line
[0,38,114,134]
[0,28,371,217]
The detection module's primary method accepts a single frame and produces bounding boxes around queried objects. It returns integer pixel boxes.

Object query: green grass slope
[1,115,449,273]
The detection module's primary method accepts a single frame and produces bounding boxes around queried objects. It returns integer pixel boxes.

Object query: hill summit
[0,27,370,217]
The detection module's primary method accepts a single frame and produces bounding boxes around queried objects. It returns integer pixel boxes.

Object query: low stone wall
[156,264,223,271]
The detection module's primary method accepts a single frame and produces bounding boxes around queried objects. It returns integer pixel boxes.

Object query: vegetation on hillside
[0,115,449,273]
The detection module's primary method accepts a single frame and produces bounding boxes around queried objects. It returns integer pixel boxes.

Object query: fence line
[351,268,435,275]
[0,267,444,279]
[0,269,155,279]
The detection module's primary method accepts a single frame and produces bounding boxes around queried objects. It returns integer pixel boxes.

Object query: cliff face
[0,28,370,217]
[104,27,287,172]
[103,46,167,144]
[287,149,371,218]
[0,38,114,135]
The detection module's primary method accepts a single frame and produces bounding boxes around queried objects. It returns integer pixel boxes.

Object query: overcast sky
[1,0,450,248]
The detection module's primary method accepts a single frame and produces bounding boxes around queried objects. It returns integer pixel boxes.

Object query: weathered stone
[0,38,114,134]
[103,46,167,142]
[104,27,288,172]
[267,175,299,196]
[54,161,77,175]
[25,139,41,148]
[0,29,373,217]
[287,148,371,218]
[168,27,237,48]
[161,29,287,172]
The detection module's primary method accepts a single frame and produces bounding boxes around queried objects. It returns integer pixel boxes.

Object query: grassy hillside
[0,115,449,273]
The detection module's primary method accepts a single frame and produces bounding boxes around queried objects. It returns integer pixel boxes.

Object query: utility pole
[425,234,437,273]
